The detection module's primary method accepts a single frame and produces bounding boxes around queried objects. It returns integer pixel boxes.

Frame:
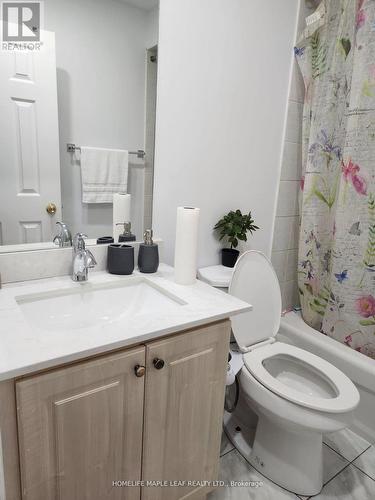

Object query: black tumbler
[107,244,134,275]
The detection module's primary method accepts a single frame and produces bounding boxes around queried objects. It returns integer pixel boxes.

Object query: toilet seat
[229,251,360,415]
[227,251,361,495]
[243,342,360,413]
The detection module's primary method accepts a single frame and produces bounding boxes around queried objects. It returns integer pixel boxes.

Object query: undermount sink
[16,277,186,332]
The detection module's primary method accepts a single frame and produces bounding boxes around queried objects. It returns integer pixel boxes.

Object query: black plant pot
[221,248,239,268]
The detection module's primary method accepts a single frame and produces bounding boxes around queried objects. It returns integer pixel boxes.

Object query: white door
[0,29,61,245]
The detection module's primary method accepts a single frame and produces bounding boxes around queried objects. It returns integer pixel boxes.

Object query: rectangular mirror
[0,0,159,251]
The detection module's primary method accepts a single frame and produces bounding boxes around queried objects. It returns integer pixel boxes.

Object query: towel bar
[67,143,146,159]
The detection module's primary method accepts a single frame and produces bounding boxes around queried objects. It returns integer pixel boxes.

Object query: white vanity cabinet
[5,320,230,500]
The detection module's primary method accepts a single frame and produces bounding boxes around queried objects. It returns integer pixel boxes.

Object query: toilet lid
[229,251,281,351]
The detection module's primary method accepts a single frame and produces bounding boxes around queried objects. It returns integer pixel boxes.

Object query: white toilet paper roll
[174,207,200,285]
[113,193,131,241]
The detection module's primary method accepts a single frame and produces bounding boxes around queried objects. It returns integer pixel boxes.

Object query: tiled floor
[208,428,374,499]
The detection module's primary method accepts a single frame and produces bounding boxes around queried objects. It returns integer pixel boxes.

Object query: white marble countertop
[0,264,251,381]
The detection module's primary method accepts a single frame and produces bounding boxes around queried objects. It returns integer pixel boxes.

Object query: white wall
[145,6,159,49]
[153,0,299,268]
[45,0,157,238]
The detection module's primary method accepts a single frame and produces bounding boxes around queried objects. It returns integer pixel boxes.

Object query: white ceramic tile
[281,141,303,181]
[312,464,375,499]
[208,449,296,500]
[271,251,287,282]
[324,428,371,462]
[353,446,375,480]
[273,216,299,252]
[322,445,349,485]
[289,64,305,103]
[285,101,303,144]
[276,181,300,217]
[289,216,300,250]
[280,280,299,310]
[220,431,235,457]
[285,249,298,282]
[273,217,291,252]
[297,446,349,499]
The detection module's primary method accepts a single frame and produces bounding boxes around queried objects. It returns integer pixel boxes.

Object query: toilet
[227,250,360,496]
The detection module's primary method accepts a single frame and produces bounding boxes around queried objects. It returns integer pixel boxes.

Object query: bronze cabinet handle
[153,358,165,370]
[134,365,146,377]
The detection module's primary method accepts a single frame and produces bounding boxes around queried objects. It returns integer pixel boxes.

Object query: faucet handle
[85,249,97,269]
[73,233,88,251]
[53,221,72,247]
[53,234,62,247]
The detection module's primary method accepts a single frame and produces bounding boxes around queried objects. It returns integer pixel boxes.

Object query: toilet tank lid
[198,265,234,287]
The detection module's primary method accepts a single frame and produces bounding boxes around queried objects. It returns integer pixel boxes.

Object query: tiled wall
[271,1,313,310]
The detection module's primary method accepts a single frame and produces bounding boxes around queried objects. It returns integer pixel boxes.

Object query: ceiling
[119,0,158,10]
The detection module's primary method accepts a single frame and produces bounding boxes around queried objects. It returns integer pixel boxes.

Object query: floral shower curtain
[296,0,375,359]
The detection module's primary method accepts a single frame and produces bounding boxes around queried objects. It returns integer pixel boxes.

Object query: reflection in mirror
[0,0,159,251]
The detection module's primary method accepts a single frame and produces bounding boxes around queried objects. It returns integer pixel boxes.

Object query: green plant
[214,210,259,249]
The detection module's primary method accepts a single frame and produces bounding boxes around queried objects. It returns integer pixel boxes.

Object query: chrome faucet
[72,233,97,282]
[53,222,72,247]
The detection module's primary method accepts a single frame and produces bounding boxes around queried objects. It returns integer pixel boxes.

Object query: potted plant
[214,210,259,267]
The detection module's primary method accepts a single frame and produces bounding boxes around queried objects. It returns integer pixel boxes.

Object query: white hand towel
[80,147,129,203]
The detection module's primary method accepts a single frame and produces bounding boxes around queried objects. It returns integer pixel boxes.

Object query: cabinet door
[142,321,230,500]
[16,347,145,500]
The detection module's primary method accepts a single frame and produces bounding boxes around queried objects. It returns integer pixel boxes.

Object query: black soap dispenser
[116,222,136,242]
[138,229,159,273]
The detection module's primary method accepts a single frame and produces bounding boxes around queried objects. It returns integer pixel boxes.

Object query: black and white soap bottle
[138,229,159,273]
